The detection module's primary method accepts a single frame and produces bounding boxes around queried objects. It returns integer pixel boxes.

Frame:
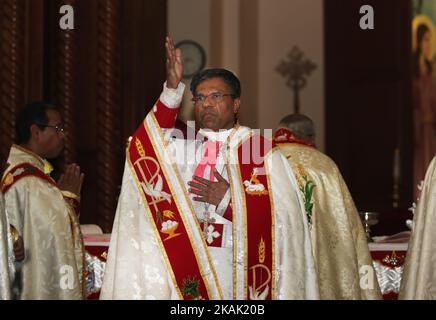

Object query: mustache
[200,111,217,119]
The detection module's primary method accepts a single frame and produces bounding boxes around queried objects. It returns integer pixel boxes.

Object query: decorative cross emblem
[276,46,317,114]
[206,225,220,244]
[201,209,216,240]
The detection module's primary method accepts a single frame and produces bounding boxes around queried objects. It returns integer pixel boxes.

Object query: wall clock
[176,40,207,79]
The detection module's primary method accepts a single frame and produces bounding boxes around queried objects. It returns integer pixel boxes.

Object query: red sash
[134,100,275,299]
[128,120,212,300]
[274,127,316,148]
[237,134,274,300]
[1,162,80,217]
[1,163,57,194]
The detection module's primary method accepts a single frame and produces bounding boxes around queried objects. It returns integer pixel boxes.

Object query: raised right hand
[165,36,183,89]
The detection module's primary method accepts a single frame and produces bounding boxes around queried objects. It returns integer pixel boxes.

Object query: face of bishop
[193,77,241,132]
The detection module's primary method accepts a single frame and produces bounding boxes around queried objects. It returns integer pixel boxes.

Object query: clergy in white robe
[2,145,85,300]
[1,102,86,299]
[101,37,318,300]
[399,155,436,299]
[274,114,382,300]
[0,193,12,300]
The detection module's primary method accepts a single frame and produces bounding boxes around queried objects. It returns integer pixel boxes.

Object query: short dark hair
[190,68,241,98]
[15,101,58,144]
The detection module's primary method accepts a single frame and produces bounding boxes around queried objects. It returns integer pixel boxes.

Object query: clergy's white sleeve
[215,189,231,216]
[159,81,185,108]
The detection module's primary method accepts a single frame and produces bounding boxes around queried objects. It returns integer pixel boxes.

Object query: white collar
[198,128,233,142]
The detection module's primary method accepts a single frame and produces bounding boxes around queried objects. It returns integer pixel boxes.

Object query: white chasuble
[0,195,12,299]
[400,156,436,299]
[2,145,85,299]
[101,83,319,300]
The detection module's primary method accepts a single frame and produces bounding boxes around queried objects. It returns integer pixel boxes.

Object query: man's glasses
[38,124,65,133]
[191,92,234,106]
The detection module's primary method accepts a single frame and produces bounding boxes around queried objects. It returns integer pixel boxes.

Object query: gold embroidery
[249,238,271,299]
[10,225,20,243]
[382,251,405,267]
[135,138,146,158]
[134,155,182,241]
[2,173,14,188]
[163,210,176,219]
[249,264,271,300]
[100,251,108,260]
[243,168,269,196]
[133,156,172,222]
[258,238,266,264]
[264,152,276,298]
[161,219,182,241]
[62,190,79,200]
[43,160,54,175]
[295,163,307,188]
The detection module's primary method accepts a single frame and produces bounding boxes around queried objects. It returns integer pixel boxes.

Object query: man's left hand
[58,163,85,196]
[188,169,229,206]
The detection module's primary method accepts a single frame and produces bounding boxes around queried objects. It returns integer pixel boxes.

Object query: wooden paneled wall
[325,0,414,215]
[0,0,167,232]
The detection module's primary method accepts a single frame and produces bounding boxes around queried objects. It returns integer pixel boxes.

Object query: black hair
[15,101,57,144]
[190,68,241,98]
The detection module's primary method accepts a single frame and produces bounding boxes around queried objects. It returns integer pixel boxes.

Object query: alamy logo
[59,265,75,290]
[359,265,375,290]
[359,5,374,30]
[59,5,74,30]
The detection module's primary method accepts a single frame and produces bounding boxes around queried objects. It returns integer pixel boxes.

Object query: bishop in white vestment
[100,37,319,300]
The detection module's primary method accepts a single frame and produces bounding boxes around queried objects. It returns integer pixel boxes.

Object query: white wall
[168,0,211,122]
[258,0,325,150]
[168,0,211,55]
[168,0,325,150]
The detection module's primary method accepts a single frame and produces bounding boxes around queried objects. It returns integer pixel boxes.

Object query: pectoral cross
[201,206,216,239]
